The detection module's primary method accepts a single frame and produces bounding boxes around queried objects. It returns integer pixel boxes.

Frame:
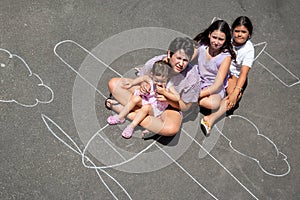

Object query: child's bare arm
[160,86,180,102]
[121,75,150,89]
[131,75,150,85]
[166,86,180,101]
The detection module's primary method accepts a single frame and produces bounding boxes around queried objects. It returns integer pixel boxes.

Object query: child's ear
[167,50,171,59]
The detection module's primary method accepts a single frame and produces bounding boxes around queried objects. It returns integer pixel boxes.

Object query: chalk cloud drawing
[216,115,290,177]
[0,48,54,107]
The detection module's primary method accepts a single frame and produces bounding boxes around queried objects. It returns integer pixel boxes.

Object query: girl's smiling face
[232,25,250,46]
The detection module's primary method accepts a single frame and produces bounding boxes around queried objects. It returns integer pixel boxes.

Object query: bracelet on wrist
[234,86,243,92]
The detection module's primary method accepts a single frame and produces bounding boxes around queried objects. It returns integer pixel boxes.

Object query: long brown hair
[194,20,236,61]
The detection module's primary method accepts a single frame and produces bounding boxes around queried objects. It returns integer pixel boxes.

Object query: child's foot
[122,126,134,139]
[105,97,120,111]
[107,115,125,125]
[200,118,211,137]
[141,129,150,138]
[141,129,157,140]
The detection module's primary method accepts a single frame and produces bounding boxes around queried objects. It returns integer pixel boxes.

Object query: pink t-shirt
[134,80,171,117]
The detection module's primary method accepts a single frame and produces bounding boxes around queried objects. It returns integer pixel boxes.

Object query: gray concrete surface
[1,0,299,199]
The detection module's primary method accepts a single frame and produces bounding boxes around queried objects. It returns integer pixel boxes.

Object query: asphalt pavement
[1,0,299,199]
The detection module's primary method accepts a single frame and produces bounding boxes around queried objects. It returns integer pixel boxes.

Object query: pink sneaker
[122,126,134,139]
[107,115,125,125]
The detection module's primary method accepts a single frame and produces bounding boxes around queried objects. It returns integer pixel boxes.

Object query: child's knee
[108,77,119,91]
[131,95,142,104]
[200,98,220,110]
[142,104,152,112]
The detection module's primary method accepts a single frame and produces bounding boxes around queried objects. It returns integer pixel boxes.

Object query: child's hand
[155,84,166,95]
[140,81,151,95]
[227,93,238,110]
[156,93,167,102]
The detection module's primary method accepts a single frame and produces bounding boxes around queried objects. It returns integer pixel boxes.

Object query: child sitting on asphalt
[107,60,180,139]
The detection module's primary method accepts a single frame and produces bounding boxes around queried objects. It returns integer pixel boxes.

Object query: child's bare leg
[226,75,237,94]
[118,94,142,120]
[199,94,222,110]
[203,97,228,126]
[129,104,152,128]
[108,77,138,106]
[124,109,181,136]
[122,104,152,139]
[107,94,142,125]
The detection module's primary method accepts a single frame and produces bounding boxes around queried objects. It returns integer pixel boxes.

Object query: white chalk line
[182,129,259,200]
[53,40,122,100]
[0,48,54,107]
[257,61,300,88]
[215,115,290,177]
[0,48,33,75]
[83,124,128,161]
[253,42,268,61]
[155,143,219,200]
[41,114,133,200]
[253,42,300,88]
[82,131,159,169]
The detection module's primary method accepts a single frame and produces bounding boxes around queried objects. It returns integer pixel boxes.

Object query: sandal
[200,118,211,137]
[105,93,120,110]
[107,115,125,125]
[122,126,134,139]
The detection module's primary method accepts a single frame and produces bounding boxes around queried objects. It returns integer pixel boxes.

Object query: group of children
[106,16,255,139]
